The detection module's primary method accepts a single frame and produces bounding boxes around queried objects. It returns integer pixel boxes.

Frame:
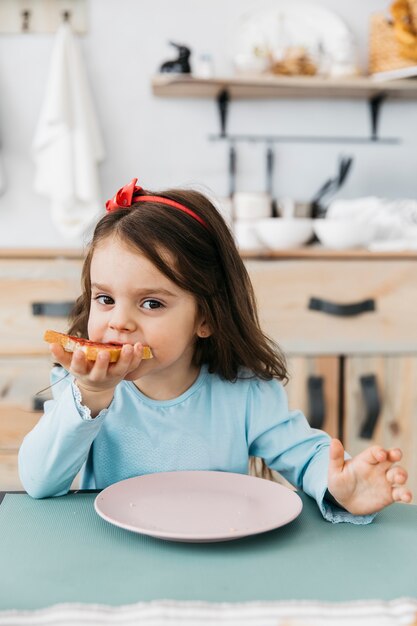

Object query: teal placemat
[0,492,416,610]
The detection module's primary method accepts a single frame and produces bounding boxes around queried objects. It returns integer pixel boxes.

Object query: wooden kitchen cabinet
[1,249,416,499]
[0,251,82,490]
[344,355,417,491]
[245,252,417,497]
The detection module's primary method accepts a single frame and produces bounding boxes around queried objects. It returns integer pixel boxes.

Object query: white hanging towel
[32,23,105,239]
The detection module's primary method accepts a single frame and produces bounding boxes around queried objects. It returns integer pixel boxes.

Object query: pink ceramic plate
[94,471,303,542]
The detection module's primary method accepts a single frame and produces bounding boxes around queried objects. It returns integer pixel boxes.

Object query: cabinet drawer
[0,357,54,449]
[0,259,82,355]
[247,260,417,355]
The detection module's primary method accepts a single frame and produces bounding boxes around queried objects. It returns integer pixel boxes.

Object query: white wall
[0,0,416,248]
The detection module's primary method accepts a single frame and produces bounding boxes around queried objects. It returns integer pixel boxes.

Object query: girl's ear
[196,320,212,338]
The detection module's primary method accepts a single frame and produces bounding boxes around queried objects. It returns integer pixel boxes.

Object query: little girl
[19,178,412,523]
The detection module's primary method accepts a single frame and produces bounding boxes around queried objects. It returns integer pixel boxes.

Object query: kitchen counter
[241,247,417,259]
[0,247,416,260]
[0,248,84,259]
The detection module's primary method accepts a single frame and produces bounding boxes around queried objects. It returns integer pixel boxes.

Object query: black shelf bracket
[369,93,387,141]
[217,89,230,137]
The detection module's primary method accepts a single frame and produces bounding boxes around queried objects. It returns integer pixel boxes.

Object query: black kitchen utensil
[337,156,353,188]
[266,145,278,217]
[228,144,237,199]
[311,155,354,218]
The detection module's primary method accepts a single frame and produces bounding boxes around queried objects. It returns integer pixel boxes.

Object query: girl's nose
[109,307,137,333]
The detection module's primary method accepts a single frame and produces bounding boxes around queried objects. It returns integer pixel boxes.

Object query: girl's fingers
[134,342,145,358]
[71,349,110,381]
[70,348,91,376]
[110,344,135,374]
[117,343,144,371]
[363,446,387,465]
[95,350,111,371]
[49,343,72,368]
[75,345,132,380]
[99,343,143,378]
[83,350,113,383]
[352,446,402,470]
[386,466,408,485]
[55,341,145,388]
[387,448,402,463]
[329,438,345,470]
[392,486,413,503]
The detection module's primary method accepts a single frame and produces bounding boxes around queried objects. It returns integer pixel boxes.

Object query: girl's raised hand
[327,438,412,515]
[50,342,145,395]
[49,341,147,417]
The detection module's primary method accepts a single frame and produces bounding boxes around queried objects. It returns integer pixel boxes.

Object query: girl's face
[88,236,210,394]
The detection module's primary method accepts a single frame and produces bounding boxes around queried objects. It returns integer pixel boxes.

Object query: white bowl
[313,219,376,249]
[254,218,314,250]
[234,220,264,251]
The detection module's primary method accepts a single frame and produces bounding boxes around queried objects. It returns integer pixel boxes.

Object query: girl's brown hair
[68,187,288,385]
[69,188,289,480]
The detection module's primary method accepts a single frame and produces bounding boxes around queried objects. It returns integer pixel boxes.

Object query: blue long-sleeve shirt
[18,364,373,524]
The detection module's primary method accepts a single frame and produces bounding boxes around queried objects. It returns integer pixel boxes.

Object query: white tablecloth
[0,598,416,626]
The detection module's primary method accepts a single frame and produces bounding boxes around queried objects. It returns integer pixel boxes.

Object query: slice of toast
[44,330,153,362]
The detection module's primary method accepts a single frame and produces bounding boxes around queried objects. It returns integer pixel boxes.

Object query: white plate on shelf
[232,1,357,77]
[94,471,302,543]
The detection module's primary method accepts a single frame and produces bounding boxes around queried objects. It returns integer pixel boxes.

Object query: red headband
[106,178,208,229]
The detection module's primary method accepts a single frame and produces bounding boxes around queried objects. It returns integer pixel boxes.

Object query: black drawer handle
[308,297,376,317]
[31,301,75,317]
[307,375,325,429]
[359,374,381,439]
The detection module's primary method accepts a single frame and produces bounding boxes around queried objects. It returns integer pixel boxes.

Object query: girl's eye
[142,299,163,310]
[94,295,114,305]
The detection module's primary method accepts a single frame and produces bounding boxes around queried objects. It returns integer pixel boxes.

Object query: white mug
[233,192,272,221]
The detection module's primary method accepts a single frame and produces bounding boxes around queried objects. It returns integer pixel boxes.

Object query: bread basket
[369,1,417,75]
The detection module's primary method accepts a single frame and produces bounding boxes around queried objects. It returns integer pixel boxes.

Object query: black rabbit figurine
[160,41,191,74]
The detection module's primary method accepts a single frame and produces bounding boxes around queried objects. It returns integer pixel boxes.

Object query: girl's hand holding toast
[50,342,145,417]
[327,438,412,515]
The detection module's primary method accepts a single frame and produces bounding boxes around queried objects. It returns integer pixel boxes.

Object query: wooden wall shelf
[152,74,417,101]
